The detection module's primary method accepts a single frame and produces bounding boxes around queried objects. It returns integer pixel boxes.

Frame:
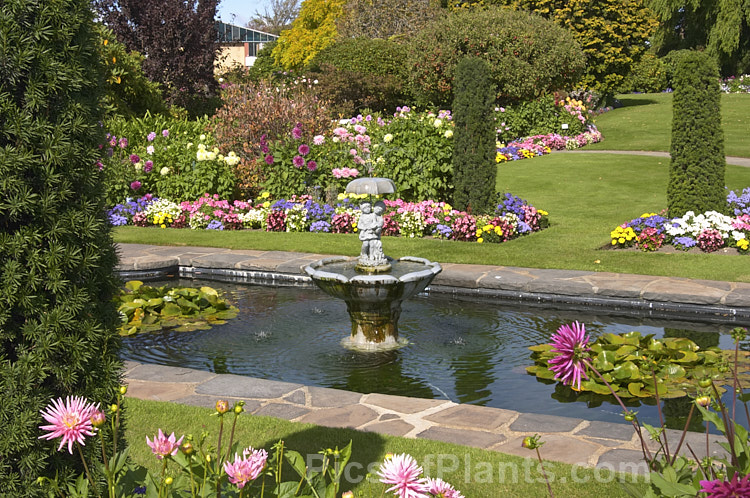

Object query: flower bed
[109,192,549,244]
[609,188,750,254]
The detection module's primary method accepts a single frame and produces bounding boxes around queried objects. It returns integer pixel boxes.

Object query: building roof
[215,21,278,43]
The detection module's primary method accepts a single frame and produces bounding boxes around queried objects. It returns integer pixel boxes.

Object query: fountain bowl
[304,256,442,350]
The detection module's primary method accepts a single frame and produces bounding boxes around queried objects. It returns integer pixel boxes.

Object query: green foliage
[102,114,237,205]
[476,0,659,97]
[618,51,669,94]
[528,331,736,399]
[497,95,591,142]
[272,0,347,70]
[648,0,750,76]
[336,0,443,39]
[117,281,238,335]
[0,0,122,494]
[94,23,167,118]
[667,51,727,217]
[406,7,586,107]
[210,79,331,197]
[245,40,285,82]
[452,57,497,214]
[307,38,410,115]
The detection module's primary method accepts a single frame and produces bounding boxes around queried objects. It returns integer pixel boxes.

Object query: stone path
[117,244,750,475]
[562,149,750,168]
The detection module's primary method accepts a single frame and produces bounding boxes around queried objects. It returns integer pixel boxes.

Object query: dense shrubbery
[406,7,586,107]
[452,57,497,214]
[495,94,592,143]
[668,51,726,217]
[618,52,669,94]
[306,38,410,115]
[1,0,123,493]
[210,79,331,197]
[101,115,237,206]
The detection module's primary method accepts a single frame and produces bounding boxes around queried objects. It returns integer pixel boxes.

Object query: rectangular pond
[120,278,750,433]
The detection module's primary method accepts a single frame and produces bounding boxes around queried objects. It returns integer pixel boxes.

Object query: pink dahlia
[292,155,305,168]
[548,321,590,391]
[699,473,750,497]
[223,446,268,489]
[146,429,184,459]
[425,477,464,498]
[376,453,429,498]
[38,396,99,454]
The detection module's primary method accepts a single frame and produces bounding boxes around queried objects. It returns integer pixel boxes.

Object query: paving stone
[724,286,750,307]
[196,375,302,399]
[298,405,378,429]
[236,258,289,271]
[125,380,196,402]
[174,395,262,412]
[596,449,650,475]
[126,363,216,383]
[192,253,259,269]
[642,279,726,305]
[477,269,536,291]
[283,389,307,405]
[493,435,599,466]
[134,255,179,271]
[525,278,596,297]
[308,386,363,408]
[364,419,415,437]
[509,413,584,433]
[417,426,506,449]
[585,274,661,299]
[424,404,517,431]
[365,393,449,414]
[432,264,493,288]
[379,413,400,421]
[575,421,635,441]
[254,403,311,421]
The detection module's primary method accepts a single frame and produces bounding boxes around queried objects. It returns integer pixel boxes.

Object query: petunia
[548,321,590,391]
[39,396,99,454]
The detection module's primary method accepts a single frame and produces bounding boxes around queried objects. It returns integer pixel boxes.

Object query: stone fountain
[303,178,442,350]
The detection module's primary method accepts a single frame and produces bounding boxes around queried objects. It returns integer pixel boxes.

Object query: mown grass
[586,93,750,157]
[114,153,750,282]
[125,398,648,497]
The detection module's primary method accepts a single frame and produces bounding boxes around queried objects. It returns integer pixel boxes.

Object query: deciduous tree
[272,0,346,70]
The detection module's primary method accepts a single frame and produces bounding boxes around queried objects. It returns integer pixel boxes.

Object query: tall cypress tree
[667,51,726,217]
[0,0,122,494]
[452,56,497,214]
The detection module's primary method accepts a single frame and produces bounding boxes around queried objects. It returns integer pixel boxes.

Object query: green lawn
[586,93,750,157]
[125,398,648,497]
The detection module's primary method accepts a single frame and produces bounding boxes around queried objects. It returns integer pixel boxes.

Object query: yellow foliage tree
[272,0,346,70]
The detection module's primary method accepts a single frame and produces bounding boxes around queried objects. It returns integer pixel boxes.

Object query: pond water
[120,278,750,432]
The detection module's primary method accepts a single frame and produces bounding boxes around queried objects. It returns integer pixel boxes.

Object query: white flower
[134,163,142,172]
[160,167,170,175]
[383,134,394,143]
[433,118,443,128]
[199,134,206,141]
[147,145,155,154]
[444,130,453,139]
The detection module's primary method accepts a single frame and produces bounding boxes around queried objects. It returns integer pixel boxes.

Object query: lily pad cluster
[528,331,749,399]
[117,280,238,336]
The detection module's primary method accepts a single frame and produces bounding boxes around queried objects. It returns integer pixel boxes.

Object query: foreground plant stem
[535,447,554,498]
[77,443,101,498]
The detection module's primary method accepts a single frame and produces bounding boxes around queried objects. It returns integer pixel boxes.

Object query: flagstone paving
[118,243,750,475]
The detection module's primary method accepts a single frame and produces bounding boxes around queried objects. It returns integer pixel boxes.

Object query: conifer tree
[667,51,726,217]
[452,57,497,214]
[0,0,122,494]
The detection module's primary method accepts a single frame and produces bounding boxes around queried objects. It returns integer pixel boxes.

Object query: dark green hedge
[0,0,122,494]
[667,51,726,216]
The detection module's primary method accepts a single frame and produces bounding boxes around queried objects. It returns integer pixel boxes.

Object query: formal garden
[3,0,750,496]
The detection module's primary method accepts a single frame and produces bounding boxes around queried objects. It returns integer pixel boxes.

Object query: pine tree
[452,57,497,214]
[667,51,726,217]
[0,0,122,494]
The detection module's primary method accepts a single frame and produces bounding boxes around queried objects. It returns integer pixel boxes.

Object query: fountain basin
[304,256,442,350]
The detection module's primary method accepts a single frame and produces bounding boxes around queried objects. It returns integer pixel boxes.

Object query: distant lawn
[114,153,750,283]
[125,398,648,497]
[586,93,750,158]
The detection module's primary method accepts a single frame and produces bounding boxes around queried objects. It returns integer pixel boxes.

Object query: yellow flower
[538,209,548,216]
[160,224,166,229]
[103,39,108,46]
[260,191,270,199]
[477,237,484,243]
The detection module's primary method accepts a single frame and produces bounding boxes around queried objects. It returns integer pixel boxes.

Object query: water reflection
[120,278,750,432]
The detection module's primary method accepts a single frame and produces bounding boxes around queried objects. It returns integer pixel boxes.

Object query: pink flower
[147,131,156,141]
[699,473,750,497]
[223,446,268,489]
[298,144,310,156]
[38,396,99,454]
[144,160,153,173]
[548,321,590,391]
[349,148,358,156]
[354,124,367,134]
[425,477,464,498]
[377,453,429,498]
[130,181,142,191]
[146,429,184,460]
[119,137,128,148]
[292,126,302,140]
[313,135,325,145]
[307,160,317,171]
[264,154,274,165]
[162,129,169,137]
[292,155,305,168]
[129,154,140,164]
[147,145,155,155]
